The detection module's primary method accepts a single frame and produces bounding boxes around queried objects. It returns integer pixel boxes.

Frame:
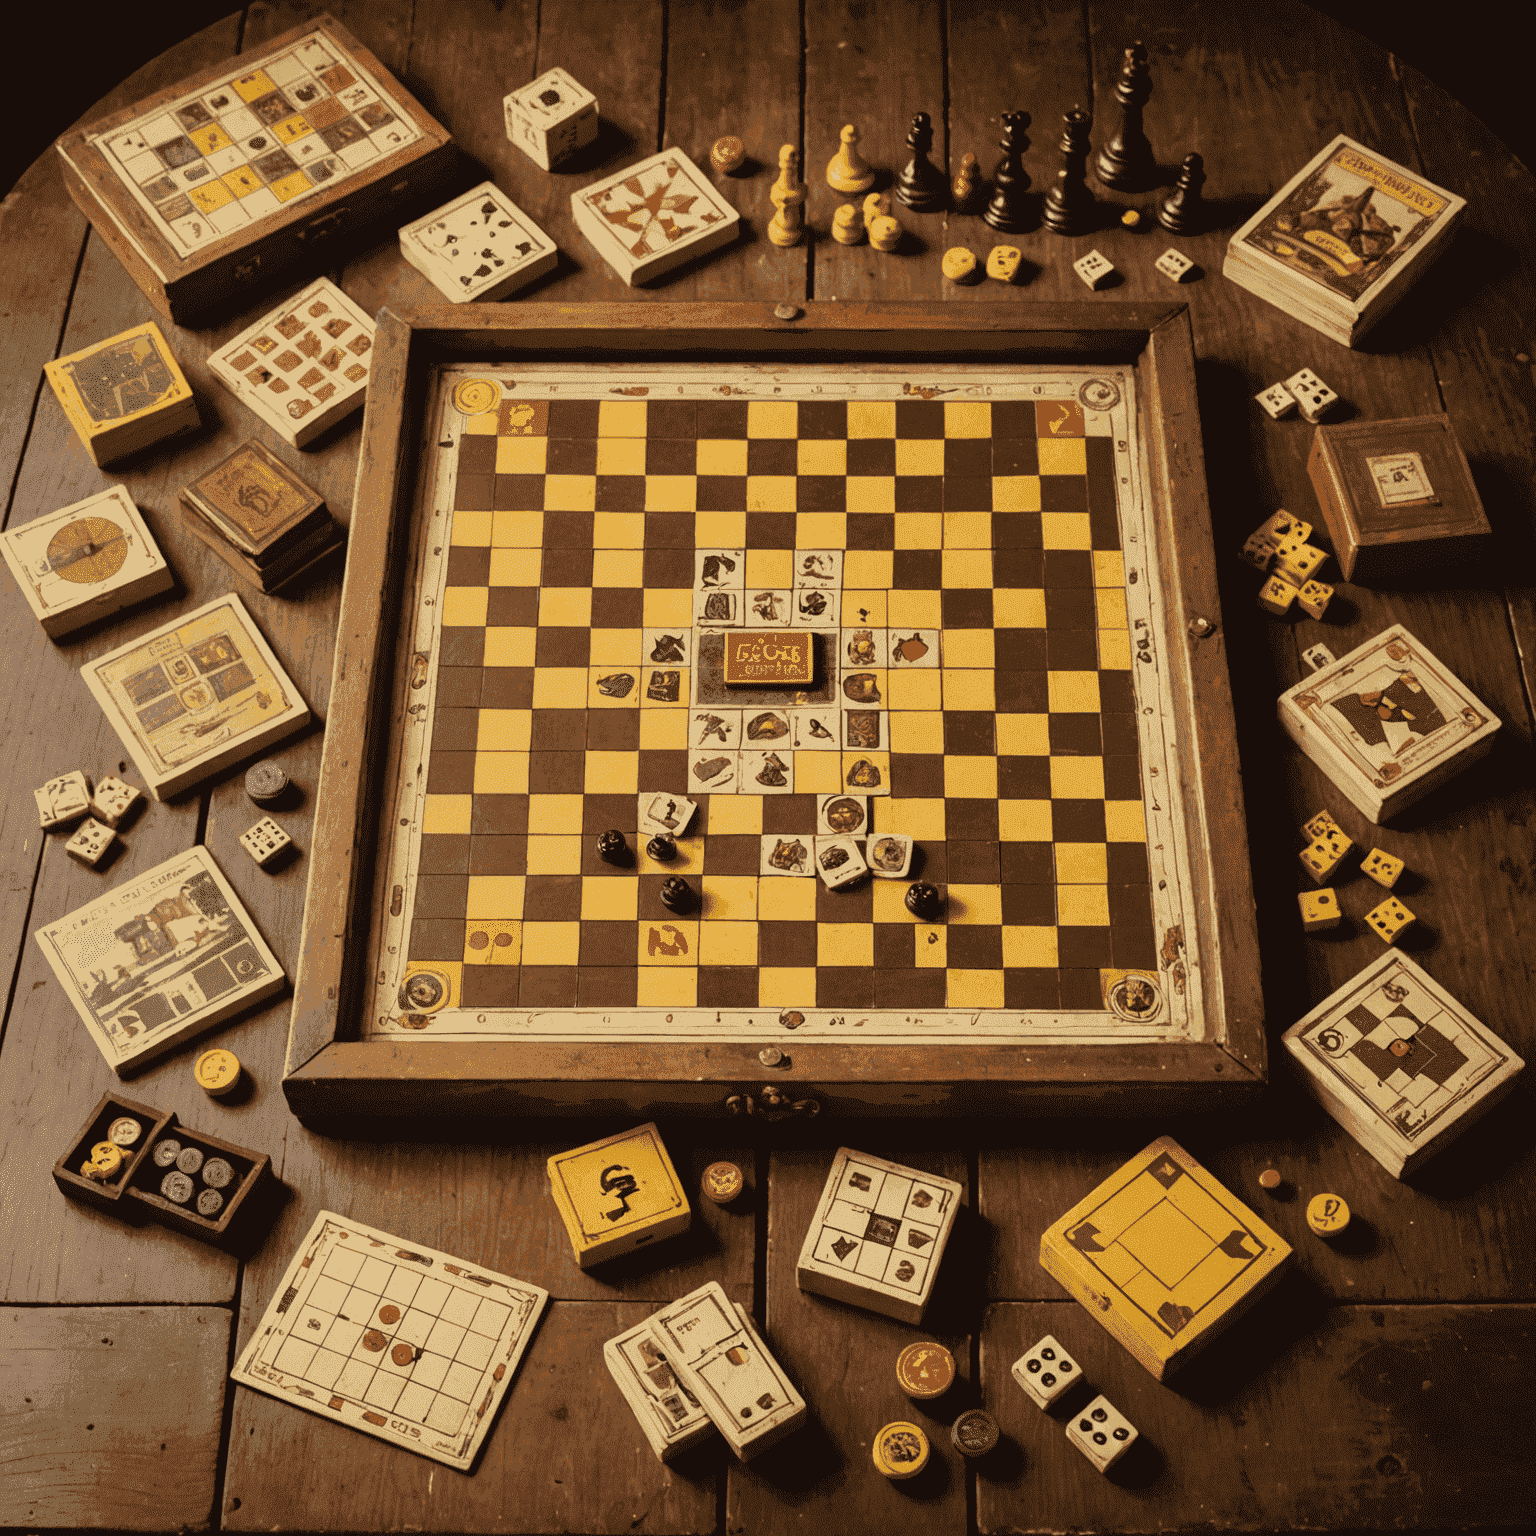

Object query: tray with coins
[53,1090,270,1250]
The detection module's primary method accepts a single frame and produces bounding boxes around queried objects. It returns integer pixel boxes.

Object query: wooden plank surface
[0,1306,230,1531]
[727,1142,972,1535]
[225,1300,720,1534]
[978,1301,1536,1533]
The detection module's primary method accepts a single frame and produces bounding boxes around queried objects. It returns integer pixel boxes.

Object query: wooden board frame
[281,302,1263,1122]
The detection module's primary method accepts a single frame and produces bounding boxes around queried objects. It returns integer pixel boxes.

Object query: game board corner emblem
[1103,968,1165,1023]
[1078,377,1120,411]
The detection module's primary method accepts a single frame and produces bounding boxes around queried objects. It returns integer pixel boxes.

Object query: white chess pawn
[768,144,807,248]
[831,203,864,245]
[826,123,875,193]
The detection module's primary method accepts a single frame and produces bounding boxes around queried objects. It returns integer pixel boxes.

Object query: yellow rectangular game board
[1039,1136,1293,1380]
[357,361,1208,1048]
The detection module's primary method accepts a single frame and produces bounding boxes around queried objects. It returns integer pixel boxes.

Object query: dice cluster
[1011,1333,1139,1474]
[1297,807,1414,942]
[1241,509,1335,622]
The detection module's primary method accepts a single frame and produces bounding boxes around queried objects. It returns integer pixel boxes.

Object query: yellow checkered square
[888,669,943,710]
[746,548,795,589]
[846,477,895,513]
[844,551,893,589]
[477,710,532,751]
[997,713,1049,755]
[466,875,525,920]
[944,670,995,711]
[463,920,520,966]
[598,401,647,436]
[993,476,1042,512]
[706,798,763,835]
[423,794,472,835]
[945,401,991,438]
[442,587,488,627]
[1099,632,1132,669]
[888,589,942,628]
[593,549,644,587]
[949,884,1003,925]
[521,920,580,964]
[888,798,945,839]
[594,512,646,549]
[943,629,993,668]
[697,438,748,475]
[695,511,746,547]
[489,548,542,585]
[484,627,536,667]
[944,512,992,549]
[895,512,942,549]
[1051,757,1105,799]
[798,439,846,475]
[759,878,817,921]
[998,800,1052,841]
[474,752,529,794]
[451,510,492,546]
[1041,512,1092,549]
[890,711,944,753]
[582,878,638,921]
[644,589,693,628]
[914,925,946,967]
[596,437,646,475]
[496,436,546,474]
[895,439,945,476]
[638,919,698,966]
[640,709,689,749]
[540,588,592,626]
[700,921,759,966]
[948,969,1004,1007]
[1048,671,1100,712]
[1095,588,1129,628]
[590,627,641,664]
[1037,437,1087,475]
[795,753,844,792]
[1057,886,1110,926]
[945,756,998,799]
[872,879,913,924]
[646,475,697,511]
[759,967,816,1005]
[491,511,543,548]
[1105,801,1147,842]
[701,875,758,921]
[1056,843,1108,883]
[843,588,888,624]
[748,401,798,438]
[943,550,992,588]
[543,476,597,511]
[585,752,639,793]
[532,667,586,709]
[848,401,896,437]
[639,968,698,1005]
[528,793,583,830]
[1094,550,1126,588]
[797,512,846,547]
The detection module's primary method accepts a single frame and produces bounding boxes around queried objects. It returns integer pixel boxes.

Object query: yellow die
[1272,539,1328,586]
[986,245,1023,282]
[1262,509,1313,545]
[1258,576,1299,616]
[1362,848,1405,889]
[1240,531,1278,571]
[1297,888,1341,933]
[1301,810,1346,843]
[1365,896,1416,945]
[546,1122,691,1268]
[1299,834,1350,885]
[1296,579,1333,620]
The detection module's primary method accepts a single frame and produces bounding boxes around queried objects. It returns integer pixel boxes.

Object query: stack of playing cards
[398,182,557,302]
[1224,135,1466,348]
[179,441,343,594]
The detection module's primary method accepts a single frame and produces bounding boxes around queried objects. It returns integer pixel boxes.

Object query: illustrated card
[399,182,556,302]
[650,1282,805,1457]
[1234,135,1466,307]
[210,278,374,441]
[603,1311,714,1460]
[80,593,310,797]
[1,485,170,632]
[1282,627,1499,796]
[571,149,738,279]
[181,440,326,557]
[33,846,284,1072]
[1283,950,1524,1161]
[44,322,193,438]
[1040,1136,1291,1369]
[795,1148,961,1311]
[232,1210,548,1471]
[86,28,424,257]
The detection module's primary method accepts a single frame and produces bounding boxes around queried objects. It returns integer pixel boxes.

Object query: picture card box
[1277,625,1500,824]
[1223,135,1466,347]
[34,846,285,1073]
[400,182,557,302]
[1283,950,1524,1178]
[545,1122,691,1268]
[54,13,454,324]
[1306,414,1491,583]
[604,1309,716,1461]
[43,323,199,466]
[1,485,172,637]
[81,593,309,799]
[571,149,739,286]
[180,439,331,563]
[209,278,374,448]
[1039,1136,1292,1381]
[232,1210,549,1470]
[794,1147,962,1326]
[182,505,345,594]
[650,1283,805,1460]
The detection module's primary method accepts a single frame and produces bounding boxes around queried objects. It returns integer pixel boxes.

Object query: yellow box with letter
[546,1122,691,1268]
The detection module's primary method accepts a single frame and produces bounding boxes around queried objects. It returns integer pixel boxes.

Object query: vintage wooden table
[3,3,1534,1532]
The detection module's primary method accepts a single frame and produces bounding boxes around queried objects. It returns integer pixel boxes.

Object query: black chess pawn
[659,875,695,915]
[905,881,942,920]
[1042,107,1095,235]
[1158,151,1205,234]
[894,111,949,212]
[1096,41,1155,191]
[983,110,1031,233]
[646,833,677,862]
[596,829,629,865]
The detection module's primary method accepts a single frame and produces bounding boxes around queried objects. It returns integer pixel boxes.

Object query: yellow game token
[81,1141,124,1182]
[195,1048,242,1098]
[1121,208,1144,229]
[872,1420,930,1480]
[701,1160,744,1205]
[1307,1193,1351,1237]
[895,1340,955,1400]
[452,377,500,417]
[1259,1168,1283,1191]
[941,247,980,284]
[985,244,1023,282]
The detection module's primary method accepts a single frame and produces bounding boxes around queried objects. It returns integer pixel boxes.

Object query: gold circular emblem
[452,378,500,417]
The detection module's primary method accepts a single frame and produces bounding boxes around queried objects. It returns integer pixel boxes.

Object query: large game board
[357,362,1204,1047]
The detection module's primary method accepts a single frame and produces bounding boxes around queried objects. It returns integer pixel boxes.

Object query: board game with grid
[361,364,1204,1045]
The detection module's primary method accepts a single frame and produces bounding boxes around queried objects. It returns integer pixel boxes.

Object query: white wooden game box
[54,14,454,325]
[1283,950,1524,1178]
[398,182,557,302]
[80,593,311,800]
[1277,625,1499,823]
[33,846,284,1074]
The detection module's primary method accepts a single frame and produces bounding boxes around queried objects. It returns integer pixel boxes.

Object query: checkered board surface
[367,365,1198,1040]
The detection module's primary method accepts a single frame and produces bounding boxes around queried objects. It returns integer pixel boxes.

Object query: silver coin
[245,761,289,803]
[160,1170,194,1204]
[196,1189,225,1217]
[202,1157,235,1189]
[152,1138,182,1168]
[107,1116,142,1147]
[175,1146,205,1175]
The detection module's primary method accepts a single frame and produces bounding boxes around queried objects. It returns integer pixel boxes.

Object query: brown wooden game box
[280,301,1265,1123]
[54,14,455,326]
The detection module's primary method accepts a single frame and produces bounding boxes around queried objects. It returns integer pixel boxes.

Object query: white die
[240,816,294,869]
[1255,382,1297,419]
[1011,1334,1081,1408]
[88,775,141,827]
[503,66,598,171]
[65,818,115,867]
[1073,250,1115,291]
[1066,1393,1138,1472]
[1154,248,1194,283]
[1283,367,1341,424]
[35,770,91,829]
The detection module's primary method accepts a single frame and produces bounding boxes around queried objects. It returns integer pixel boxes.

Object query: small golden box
[723,630,813,686]
[546,1122,691,1268]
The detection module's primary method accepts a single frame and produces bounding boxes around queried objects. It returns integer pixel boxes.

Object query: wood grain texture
[225,1300,720,1534]
[726,1143,972,1534]
[0,1306,229,1531]
[977,1301,1536,1533]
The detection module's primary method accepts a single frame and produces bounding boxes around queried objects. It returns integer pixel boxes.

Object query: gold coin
[452,377,500,417]
[195,1048,241,1096]
[1307,1192,1350,1236]
[895,1341,954,1400]
[702,1161,744,1204]
[81,1142,124,1181]
[872,1421,930,1479]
